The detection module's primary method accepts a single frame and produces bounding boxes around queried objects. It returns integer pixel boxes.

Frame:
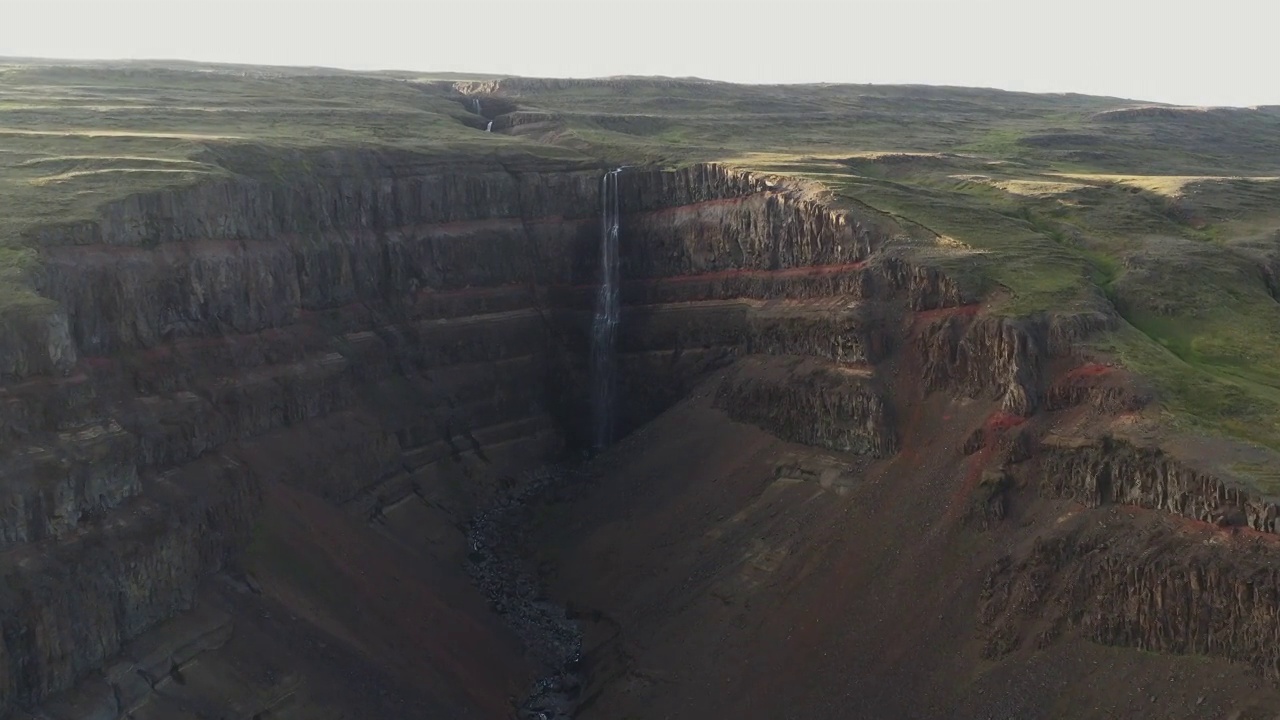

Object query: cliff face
[1042,438,1280,532]
[2,164,607,715]
[6,157,1280,717]
[981,515,1280,675]
[618,170,878,277]
[715,356,895,456]
[917,310,1117,415]
[0,161,930,715]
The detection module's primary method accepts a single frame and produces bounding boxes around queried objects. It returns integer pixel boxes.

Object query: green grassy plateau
[3,60,1280,470]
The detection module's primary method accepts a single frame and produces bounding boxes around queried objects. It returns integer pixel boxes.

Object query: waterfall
[486,121,493,132]
[472,98,482,115]
[590,168,623,450]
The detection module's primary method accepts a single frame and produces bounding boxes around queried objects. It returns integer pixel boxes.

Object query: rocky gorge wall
[980,513,1280,676]
[5,153,1280,715]
[1,162,608,714]
[1041,438,1280,533]
[0,159,945,715]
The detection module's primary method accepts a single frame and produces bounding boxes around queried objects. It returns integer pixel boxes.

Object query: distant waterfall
[590,169,623,450]
[486,121,493,132]
[472,98,482,115]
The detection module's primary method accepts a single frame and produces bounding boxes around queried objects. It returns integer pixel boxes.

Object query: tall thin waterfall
[590,168,623,450]
[472,98,482,115]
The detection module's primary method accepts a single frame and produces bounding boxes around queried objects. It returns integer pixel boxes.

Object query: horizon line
[7,54,1278,110]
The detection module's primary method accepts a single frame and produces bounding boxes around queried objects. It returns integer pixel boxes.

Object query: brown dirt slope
[538,371,1280,719]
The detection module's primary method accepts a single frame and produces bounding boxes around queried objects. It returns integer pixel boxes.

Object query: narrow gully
[466,465,587,720]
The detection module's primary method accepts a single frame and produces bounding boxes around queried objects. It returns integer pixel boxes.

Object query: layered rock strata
[0,160,925,714]
[1041,438,1280,532]
[715,355,895,456]
[981,516,1280,675]
[4,153,1280,715]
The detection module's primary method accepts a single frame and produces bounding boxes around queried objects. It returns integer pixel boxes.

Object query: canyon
[3,66,1280,719]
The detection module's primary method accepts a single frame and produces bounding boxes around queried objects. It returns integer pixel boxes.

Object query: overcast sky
[2,0,1275,107]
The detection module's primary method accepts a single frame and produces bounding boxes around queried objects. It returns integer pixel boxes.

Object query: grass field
[3,60,1280,457]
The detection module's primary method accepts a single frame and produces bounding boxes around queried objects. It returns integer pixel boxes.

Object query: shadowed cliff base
[4,64,1280,719]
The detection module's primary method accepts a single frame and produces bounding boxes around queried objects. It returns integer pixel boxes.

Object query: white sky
[2,0,1275,107]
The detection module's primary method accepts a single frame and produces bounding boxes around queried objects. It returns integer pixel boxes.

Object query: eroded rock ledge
[981,517,1280,676]
[715,356,896,457]
[1042,437,1280,533]
[917,309,1117,414]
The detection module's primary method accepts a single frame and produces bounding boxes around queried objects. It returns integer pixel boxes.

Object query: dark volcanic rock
[981,517,1280,675]
[714,355,896,457]
[1041,437,1280,533]
[467,465,586,720]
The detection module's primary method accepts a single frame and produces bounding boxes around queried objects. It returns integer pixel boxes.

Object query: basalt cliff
[4,79,1280,720]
